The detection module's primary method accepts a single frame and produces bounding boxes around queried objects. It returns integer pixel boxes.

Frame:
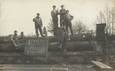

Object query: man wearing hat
[65,10,73,35]
[60,5,66,27]
[51,5,58,36]
[33,13,44,37]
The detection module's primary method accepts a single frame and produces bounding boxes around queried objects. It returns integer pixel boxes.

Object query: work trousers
[35,24,43,37]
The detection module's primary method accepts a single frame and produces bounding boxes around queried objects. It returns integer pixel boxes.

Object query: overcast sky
[0,0,114,36]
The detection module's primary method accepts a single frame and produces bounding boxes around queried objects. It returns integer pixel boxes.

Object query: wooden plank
[24,37,48,56]
[92,60,112,69]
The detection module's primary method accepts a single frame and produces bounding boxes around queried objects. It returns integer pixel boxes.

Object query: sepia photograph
[0,0,115,71]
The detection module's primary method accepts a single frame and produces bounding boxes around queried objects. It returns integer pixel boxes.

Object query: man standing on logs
[51,5,58,36]
[65,10,73,35]
[33,13,44,37]
[60,5,66,27]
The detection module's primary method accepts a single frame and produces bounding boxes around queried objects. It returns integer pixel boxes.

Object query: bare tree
[111,7,115,35]
[96,6,113,35]
[73,20,87,34]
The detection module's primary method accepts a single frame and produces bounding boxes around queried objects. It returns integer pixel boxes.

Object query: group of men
[9,30,25,49]
[33,5,73,37]
[51,5,73,36]
[12,30,24,40]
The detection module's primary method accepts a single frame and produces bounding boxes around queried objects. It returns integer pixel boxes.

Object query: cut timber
[92,60,113,71]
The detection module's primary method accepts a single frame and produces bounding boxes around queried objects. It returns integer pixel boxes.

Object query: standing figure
[51,5,58,36]
[11,30,18,48]
[13,30,18,40]
[19,32,24,39]
[65,10,73,35]
[60,5,66,27]
[56,27,67,49]
[33,13,44,37]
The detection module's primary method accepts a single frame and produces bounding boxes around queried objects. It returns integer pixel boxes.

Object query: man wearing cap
[60,5,66,27]
[13,30,18,40]
[65,10,73,35]
[51,5,58,36]
[33,13,44,37]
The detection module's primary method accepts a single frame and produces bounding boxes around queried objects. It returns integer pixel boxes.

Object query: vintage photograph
[0,0,115,71]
